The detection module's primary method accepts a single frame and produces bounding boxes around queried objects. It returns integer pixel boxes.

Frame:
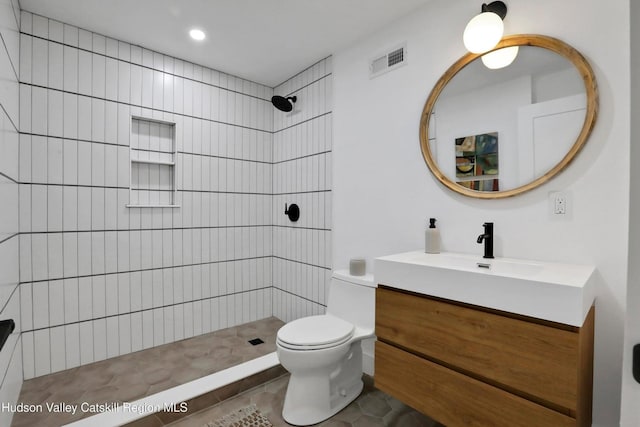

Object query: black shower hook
[285,203,300,222]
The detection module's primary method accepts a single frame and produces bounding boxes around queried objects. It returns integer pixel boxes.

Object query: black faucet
[477,222,494,259]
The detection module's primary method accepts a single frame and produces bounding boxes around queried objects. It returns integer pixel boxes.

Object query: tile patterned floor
[168,374,443,427]
[12,317,285,427]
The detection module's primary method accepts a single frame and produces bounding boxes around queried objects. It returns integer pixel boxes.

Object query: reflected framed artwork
[455,132,499,191]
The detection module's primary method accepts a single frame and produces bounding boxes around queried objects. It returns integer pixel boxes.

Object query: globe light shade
[463,12,504,54]
[481,46,519,69]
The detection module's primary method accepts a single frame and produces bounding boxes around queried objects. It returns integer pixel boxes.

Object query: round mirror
[419,35,598,199]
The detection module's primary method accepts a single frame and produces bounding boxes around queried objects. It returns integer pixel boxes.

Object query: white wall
[0,0,23,425]
[18,11,274,379]
[272,58,333,322]
[333,0,629,425]
[622,0,640,425]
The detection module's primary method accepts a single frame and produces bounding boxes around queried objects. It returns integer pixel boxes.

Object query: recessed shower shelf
[130,187,175,192]
[129,116,178,208]
[131,159,176,166]
[125,204,181,208]
[124,205,180,208]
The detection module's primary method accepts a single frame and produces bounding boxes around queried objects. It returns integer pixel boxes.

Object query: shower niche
[127,116,180,208]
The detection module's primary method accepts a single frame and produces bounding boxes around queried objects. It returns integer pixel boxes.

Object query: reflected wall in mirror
[419,35,598,199]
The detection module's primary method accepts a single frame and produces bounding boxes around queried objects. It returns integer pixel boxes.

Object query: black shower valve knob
[285,203,300,222]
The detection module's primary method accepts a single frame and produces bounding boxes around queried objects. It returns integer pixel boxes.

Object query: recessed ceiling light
[189,29,205,41]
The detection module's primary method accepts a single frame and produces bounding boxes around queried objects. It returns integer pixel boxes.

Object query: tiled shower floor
[12,317,285,427]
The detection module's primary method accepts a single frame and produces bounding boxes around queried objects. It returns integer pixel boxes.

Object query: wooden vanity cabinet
[374,286,594,427]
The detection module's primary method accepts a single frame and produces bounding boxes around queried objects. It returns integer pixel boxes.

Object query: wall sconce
[463,1,508,54]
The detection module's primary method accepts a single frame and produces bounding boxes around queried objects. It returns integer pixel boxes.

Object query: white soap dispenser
[425,218,440,254]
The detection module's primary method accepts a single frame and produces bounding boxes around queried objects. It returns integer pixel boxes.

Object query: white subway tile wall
[18,11,276,379]
[0,0,23,425]
[272,58,333,322]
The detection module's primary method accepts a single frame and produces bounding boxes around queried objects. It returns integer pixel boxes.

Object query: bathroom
[0,0,638,425]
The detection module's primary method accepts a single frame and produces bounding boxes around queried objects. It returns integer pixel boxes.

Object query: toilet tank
[326,270,377,331]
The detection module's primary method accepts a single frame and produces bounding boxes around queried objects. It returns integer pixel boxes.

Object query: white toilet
[276,270,376,426]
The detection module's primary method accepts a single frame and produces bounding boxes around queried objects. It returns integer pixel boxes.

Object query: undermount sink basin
[374,251,596,326]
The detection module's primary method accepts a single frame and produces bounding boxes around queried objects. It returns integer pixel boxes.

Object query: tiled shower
[272,63,333,322]
[0,1,23,426]
[0,3,333,414]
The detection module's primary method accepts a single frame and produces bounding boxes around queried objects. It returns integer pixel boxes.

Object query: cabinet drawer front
[375,341,576,427]
[376,287,579,413]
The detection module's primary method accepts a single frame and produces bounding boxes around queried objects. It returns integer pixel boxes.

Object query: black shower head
[271,95,297,112]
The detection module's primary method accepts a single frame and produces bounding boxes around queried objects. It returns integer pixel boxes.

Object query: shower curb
[63,352,283,427]
[125,365,287,427]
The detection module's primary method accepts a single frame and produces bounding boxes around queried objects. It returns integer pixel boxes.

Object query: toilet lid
[277,315,354,348]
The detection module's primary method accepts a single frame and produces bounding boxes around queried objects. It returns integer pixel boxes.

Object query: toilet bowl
[276,270,376,426]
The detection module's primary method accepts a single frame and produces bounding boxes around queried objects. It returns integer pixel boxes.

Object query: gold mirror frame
[419,34,599,199]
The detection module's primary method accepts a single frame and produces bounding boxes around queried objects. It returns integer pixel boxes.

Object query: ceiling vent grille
[369,42,407,79]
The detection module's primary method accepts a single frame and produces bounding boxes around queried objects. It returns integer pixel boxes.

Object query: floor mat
[204,404,273,427]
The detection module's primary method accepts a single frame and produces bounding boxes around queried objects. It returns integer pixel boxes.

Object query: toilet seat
[277,315,355,350]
